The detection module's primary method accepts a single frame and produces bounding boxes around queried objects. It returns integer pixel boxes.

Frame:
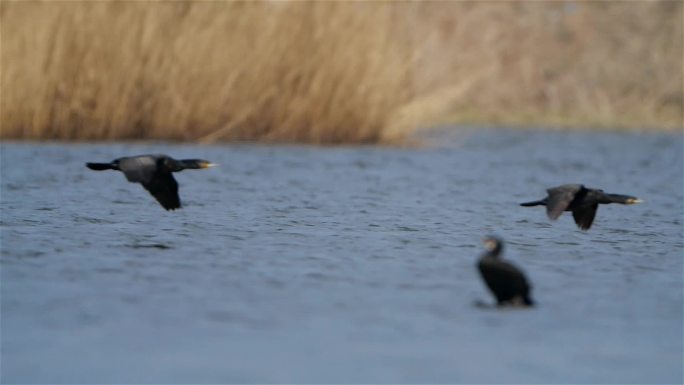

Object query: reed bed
[1,1,681,144]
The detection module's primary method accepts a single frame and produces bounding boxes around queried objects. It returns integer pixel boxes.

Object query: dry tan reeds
[1,2,681,144]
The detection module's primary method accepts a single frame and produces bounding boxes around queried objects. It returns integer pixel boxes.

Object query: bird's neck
[176,159,204,170]
[600,193,631,204]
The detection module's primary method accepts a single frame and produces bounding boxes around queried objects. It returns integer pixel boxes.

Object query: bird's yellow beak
[483,239,497,251]
[626,198,643,204]
[200,162,217,169]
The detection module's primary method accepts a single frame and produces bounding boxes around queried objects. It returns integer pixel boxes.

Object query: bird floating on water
[520,184,642,230]
[477,236,534,307]
[86,154,216,210]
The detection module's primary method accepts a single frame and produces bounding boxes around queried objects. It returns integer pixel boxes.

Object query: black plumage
[86,154,215,210]
[477,236,534,307]
[520,184,642,230]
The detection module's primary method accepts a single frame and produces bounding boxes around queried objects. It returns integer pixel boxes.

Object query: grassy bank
[1,2,681,144]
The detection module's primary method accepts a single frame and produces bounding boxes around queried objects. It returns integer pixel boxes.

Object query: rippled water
[2,128,682,383]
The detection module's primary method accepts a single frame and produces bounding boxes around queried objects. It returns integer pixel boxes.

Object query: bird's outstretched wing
[142,172,181,210]
[545,184,582,220]
[572,204,598,230]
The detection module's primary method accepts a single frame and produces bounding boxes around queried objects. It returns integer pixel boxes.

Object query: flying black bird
[477,236,534,307]
[86,154,216,210]
[520,184,642,230]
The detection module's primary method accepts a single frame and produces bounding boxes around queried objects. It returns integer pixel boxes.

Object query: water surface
[2,128,682,383]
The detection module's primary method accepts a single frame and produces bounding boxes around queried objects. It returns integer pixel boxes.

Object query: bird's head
[176,159,217,170]
[624,196,643,205]
[603,193,643,205]
[482,235,504,257]
[195,160,217,169]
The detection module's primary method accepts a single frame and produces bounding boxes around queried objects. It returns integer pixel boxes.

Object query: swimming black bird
[520,184,642,230]
[477,236,534,307]
[86,154,216,210]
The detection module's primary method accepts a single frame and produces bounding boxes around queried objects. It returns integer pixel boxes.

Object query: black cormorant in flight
[477,236,534,307]
[520,184,642,230]
[86,154,216,210]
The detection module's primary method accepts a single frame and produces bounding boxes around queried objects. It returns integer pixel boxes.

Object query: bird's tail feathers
[524,296,535,306]
[86,162,115,171]
[520,200,545,207]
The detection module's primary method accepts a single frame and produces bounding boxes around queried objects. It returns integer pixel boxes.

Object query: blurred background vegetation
[1,1,682,144]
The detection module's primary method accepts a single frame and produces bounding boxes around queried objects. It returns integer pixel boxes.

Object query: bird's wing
[119,156,159,183]
[572,204,598,230]
[545,184,582,220]
[141,172,181,210]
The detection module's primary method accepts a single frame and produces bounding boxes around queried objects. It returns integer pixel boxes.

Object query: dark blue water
[2,128,682,383]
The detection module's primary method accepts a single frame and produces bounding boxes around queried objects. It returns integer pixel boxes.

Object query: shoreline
[2,123,681,148]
